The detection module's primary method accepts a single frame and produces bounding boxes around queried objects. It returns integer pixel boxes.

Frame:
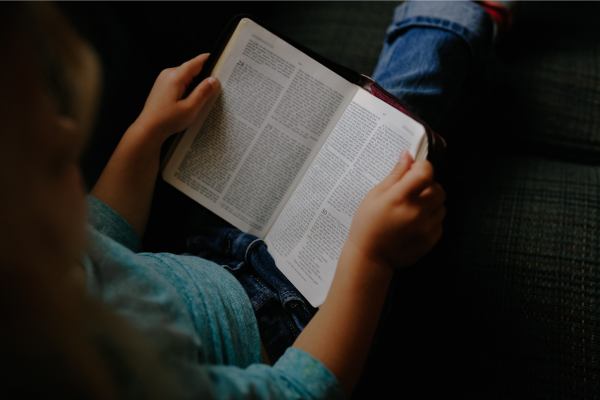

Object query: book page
[162,19,358,237]
[265,88,426,307]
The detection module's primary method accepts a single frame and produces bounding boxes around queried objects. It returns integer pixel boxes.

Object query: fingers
[380,150,413,189]
[418,181,446,209]
[392,160,434,199]
[182,76,220,114]
[174,53,210,84]
[407,221,442,260]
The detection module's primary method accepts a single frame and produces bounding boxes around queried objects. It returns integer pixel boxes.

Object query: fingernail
[399,150,409,161]
[207,76,219,88]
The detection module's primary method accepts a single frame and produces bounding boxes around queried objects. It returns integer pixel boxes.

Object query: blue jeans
[189,0,498,365]
[186,228,318,364]
[372,1,498,132]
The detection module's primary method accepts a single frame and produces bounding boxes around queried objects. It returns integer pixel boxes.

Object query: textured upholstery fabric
[267,2,397,76]
[264,2,600,399]
[499,25,600,158]
[445,155,598,398]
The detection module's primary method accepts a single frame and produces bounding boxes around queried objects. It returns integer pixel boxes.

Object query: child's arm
[91,54,219,237]
[294,152,446,397]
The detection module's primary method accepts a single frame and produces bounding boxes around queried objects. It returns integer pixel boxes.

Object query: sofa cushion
[268,2,397,76]
[447,154,598,398]
[497,23,600,159]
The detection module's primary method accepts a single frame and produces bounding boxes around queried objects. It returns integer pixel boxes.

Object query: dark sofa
[71,2,598,398]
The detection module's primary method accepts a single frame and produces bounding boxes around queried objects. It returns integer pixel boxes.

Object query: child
[0,1,507,398]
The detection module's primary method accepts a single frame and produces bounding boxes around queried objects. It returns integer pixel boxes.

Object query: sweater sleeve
[86,195,141,252]
[201,347,345,400]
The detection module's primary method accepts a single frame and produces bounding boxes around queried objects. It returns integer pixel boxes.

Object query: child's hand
[133,53,220,142]
[345,151,445,270]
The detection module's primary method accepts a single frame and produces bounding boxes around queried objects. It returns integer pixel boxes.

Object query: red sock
[477,1,514,39]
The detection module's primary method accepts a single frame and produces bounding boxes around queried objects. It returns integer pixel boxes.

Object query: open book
[162,17,445,307]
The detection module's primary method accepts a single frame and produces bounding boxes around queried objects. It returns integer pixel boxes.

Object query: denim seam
[246,280,267,301]
[280,304,300,338]
[280,291,303,304]
[244,239,266,264]
[249,273,267,289]
[248,275,277,309]
[254,292,278,310]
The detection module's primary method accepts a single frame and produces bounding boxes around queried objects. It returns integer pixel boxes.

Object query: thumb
[381,150,413,189]
[182,76,220,114]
